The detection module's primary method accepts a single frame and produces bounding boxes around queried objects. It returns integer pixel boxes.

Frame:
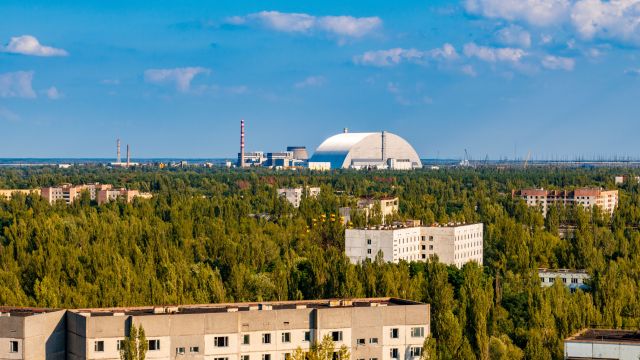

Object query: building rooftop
[350,222,481,231]
[0,298,423,318]
[538,268,588,274]
[567,329,640,344]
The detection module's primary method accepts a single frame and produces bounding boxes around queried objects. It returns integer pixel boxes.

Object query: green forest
[1,166,640,360]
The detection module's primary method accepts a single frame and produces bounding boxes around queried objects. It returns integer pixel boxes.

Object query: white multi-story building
[538,269,590,291]
[277,187,321,208]
[345,223,483,268]
[565,329,640,359]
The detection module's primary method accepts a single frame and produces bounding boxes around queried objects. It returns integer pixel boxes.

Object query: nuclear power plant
[234,120,422,170]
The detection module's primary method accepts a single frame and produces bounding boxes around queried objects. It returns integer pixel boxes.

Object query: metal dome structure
[309,130,422,170]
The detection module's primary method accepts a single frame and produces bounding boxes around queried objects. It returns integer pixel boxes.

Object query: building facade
[0,308,66,360]
[0,189,41,200]
[538,269,590,291]
[515,188,618,217]
[41,184,113,205]
[341,197,399,225]
[1,298,429,360]
[345,223,483,268]
[277,187,321,208]
[564,329,640,359]
[96,189,152,205]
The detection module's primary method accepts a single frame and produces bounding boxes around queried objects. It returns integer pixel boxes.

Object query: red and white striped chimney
[239,119,245,168]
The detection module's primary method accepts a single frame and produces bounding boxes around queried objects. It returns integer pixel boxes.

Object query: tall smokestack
[117,139,121,163]
[381,131,387,161]
[126,144,130,167]
[239,119,245,168]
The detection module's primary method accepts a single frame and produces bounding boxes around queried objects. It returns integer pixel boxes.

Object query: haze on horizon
[1,0,640,159]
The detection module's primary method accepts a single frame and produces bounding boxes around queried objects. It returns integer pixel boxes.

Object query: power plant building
[309,130,422,170]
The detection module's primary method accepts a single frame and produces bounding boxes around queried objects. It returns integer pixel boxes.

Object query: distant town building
[0,298,430,360]
[538,268,590,291]
[309,129,422,170]
[341,196,399,225]
[514,188,618,217]
[41,183,113,204]
[345,223,483,268]
[277,187,321,208]
[0,189,41,200]
[97,188,152,205]
[615,175,640,185]
[564,329,640,359]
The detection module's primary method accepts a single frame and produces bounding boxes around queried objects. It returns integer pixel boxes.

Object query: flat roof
[567,329,640,344]
[0,307,61,317]
[350,222,482,231]
[538,268,588,274]
[52,298,424,317]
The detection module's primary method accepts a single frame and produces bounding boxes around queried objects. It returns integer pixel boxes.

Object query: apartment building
[0,189,41,200]
[345,223,483,268]
[341,197,400,225]
[564,329,640,359]
[97,189,152,205]
[515,188,618,217]
[615,175,640,185]
[277,187,321,208]
[41,183,113,205]
[0,308,66,360]
[1,298,429,360]
[538,269,590,292]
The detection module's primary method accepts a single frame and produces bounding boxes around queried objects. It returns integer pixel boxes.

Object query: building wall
[564,341,640,360]
[538,269,590,289]
[0,310,66,360]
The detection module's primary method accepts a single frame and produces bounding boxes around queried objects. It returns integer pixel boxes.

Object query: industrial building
[0,298,429,360]
[340,197,399,225]
[110,139,138,168]
[564,329,640,359]
[514,188,618,217]
[277,187,321,208]
[308,129,422,170]
[538,269,590,292]
[236,119,309,169]
[345,223,483,268]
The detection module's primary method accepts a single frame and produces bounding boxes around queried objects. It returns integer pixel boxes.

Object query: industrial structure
[514,188,619,217]
[0,298,429,360]
[538,268,590,292]
[236,119,309,169]
[564,329,640,359]
[110,139,139,168]
[345,222,483,268]
[308,129,422,170]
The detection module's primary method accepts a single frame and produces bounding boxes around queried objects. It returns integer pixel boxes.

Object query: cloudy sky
[2,0,640,159]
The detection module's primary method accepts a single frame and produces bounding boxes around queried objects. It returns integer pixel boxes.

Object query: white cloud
[144,67,210,92]
[2,35,68,57]
[354,43,458,67]
[229,11,381,38]
[463,43,527,62]
[461,64,478,76]
[496,25,532,48]
[294,76,326,88]
[541,55,576,70]
[0,71,36,98]
[0,107,20,122]
[45,86,63,99]
[465,0,571,26]
[571,0,640,43]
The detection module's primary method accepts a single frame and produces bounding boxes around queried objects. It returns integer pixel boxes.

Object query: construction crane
[524,151,531,169]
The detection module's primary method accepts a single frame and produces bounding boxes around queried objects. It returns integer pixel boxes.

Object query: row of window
[95,339,161,352]
[541,277,580,284]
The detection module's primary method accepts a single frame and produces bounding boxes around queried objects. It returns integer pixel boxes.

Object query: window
[367,249,372,254]
[331,331,343,342]
[262,333,271,344]
[429,245,433,250]
[94,341,104,352]
[571,278,578,284]
[562,277,567,284]
[282,353,291,360]
[10,341,18,353]
[390,328,399,339]
[367,239,372,245]
[390,348,399,359]
[177,347,185,355]
[241,356,250,360]
[214,336,229,347]
[262,355,271,360]
[117,340,125,351]
[429,236,434,241]
[357,338,365,345]
[214,358,229,360]
[411,327,425,337]
[190,347,199,353]
[242,334,250,345]
[369,337,378,344]
[282,332,291,343]
[149,340,160,351]
[410,347,423,357]
[304,331,311,342]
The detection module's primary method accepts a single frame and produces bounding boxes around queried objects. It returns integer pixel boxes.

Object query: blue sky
[2,0,640,159]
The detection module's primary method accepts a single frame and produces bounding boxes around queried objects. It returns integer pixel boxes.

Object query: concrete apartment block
[515,188,618,217]
[2,298,429,360]
[345,223,483,268]
[0,308,66,360]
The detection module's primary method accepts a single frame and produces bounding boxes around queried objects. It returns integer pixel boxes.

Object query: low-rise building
[514,188,618,217]
[345,223,483,268]
[615,175,640,185]
[564,329,640,359]
[41,183,113,205]
[277,187,321,208]
[1,298,429,360]
[341,196,399,225]
[97,189,152,205]
[538,269,590,291]
[0,189,41,200]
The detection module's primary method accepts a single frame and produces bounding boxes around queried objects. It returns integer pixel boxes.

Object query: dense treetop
[1,165,639,360]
